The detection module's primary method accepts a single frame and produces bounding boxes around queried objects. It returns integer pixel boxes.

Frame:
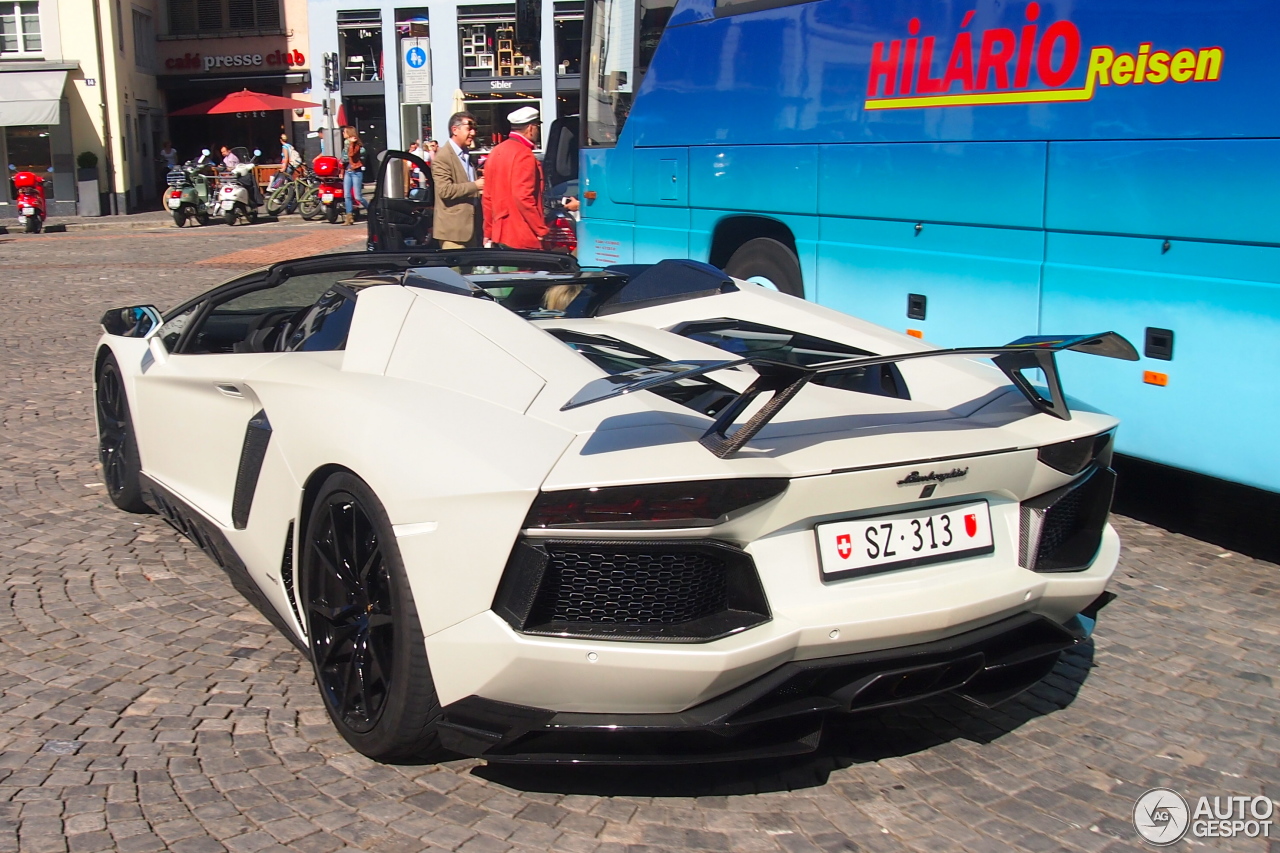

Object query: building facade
[1,0,163,217]
[155,0,312,166]
[0,0,311,219]
[307,0,580,156]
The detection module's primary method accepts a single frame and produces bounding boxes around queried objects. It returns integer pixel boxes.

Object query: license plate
[321,193,334,203]
[168,198,182,209]
[22,207,34,215]
[817,500,994,581]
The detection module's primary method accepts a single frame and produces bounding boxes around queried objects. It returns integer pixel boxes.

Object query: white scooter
[217,148,264,226]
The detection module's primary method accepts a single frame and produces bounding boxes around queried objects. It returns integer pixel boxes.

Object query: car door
[368,149,434,252]
[130,260,395,528]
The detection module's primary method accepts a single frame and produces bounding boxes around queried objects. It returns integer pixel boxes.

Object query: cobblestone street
[0,224,1276,853]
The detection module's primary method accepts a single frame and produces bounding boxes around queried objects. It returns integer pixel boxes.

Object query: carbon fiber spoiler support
[561,332,1139,459]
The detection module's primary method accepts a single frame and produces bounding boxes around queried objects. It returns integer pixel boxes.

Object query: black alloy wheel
[302,472,444,762]
[95,354,149,513]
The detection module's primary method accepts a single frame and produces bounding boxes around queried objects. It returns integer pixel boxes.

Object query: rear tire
[95,354,149,514]
[24,216,41,234]
[301,473,445,763]
[724,237,804,298]
[223,209,237,226]
[172,209,188,227]
[299,188,322,220]
[324,204,339,224]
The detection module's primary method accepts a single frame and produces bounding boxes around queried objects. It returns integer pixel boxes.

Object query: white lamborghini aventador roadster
[94,249,1134,764]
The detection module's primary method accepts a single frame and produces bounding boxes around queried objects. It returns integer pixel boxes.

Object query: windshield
[584,0,675,146]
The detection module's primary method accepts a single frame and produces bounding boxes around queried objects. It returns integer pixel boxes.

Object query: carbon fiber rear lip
[438,602,1109,765]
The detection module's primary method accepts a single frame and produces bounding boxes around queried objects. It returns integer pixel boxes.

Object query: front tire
[265,184,294,216]
[301,473,444,763]
[96,354,149,513]
[724,237,804,298]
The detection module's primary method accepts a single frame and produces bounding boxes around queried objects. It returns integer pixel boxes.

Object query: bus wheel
[724,238,803,299]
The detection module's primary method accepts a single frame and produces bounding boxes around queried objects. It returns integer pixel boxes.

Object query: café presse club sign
[165,48,307,73]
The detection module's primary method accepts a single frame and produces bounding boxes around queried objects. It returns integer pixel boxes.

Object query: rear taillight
[524,479,788,530]
[169,189,182,200]
[542,214,577,253]
[1037,431,1114,475]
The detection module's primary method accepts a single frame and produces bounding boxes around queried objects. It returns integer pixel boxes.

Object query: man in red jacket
[483,106,548,250]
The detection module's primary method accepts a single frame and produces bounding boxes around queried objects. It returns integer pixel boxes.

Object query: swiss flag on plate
[836,533,852,559]
[964,513,978,537]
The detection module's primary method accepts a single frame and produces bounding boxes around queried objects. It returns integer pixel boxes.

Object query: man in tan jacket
[431,112,485,249]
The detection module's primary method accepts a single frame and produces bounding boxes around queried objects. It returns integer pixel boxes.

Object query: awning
[0,70,67,126]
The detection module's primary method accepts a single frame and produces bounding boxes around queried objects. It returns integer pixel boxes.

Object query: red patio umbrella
[169,89,322,116]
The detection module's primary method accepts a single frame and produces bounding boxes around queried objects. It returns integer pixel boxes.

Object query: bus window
[583,0,675,146]
[712,0,816,17]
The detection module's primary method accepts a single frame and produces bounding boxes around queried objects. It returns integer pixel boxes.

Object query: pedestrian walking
[340,126,367,226]
[431,112,485,249]
[482,106,547,250]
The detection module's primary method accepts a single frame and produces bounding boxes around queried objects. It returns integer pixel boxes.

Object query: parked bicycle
[265,167,322,218]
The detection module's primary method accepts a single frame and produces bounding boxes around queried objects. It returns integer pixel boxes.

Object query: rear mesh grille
[493,539,770,642]
[1020,466,1115,572]
[530,547,728,625]
[166,171,188,188]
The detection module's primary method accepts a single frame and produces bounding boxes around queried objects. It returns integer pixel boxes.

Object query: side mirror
[253,148,262,156]
[407,186,429,203]
[202,148,211,156]
[101,305,162,338]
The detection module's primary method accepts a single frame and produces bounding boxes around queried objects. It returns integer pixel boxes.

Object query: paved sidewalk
[0,209,347,235]
[0,228,1276,853]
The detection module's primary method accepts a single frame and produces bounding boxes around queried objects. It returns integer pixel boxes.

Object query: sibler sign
[864,2,1223,111]
[165,48,307,73]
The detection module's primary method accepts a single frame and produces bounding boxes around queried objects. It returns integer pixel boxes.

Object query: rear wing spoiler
[562,332,1139,459]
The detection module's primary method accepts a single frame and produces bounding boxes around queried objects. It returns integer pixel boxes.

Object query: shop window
[7,127,53,201]
[338,10,383,82]
[132,9,155,70]
[167,0,281,35]
[0,1,41,54]
[554,1,582,76]
[460,96,540,149]
[458,4,539,81]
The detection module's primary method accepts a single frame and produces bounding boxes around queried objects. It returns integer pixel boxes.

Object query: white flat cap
[508,106,540,125]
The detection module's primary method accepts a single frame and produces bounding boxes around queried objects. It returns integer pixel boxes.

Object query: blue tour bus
[572,0,1280,512]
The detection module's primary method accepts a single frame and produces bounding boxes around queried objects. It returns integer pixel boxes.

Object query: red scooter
[13,171,46,234]
[312,155,344,224]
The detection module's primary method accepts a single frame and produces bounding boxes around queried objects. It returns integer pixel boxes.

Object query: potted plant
[76,151,99,182]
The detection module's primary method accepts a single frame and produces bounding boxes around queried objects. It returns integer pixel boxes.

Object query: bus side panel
[815,218,1043,345]
[818,142,1046,229]
[1046,140,1280,244]
[634,205,692,262]
[1043,232,1280,491]
[635,148,689,206]
[688,146,818,215]
[579,148,636,267]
